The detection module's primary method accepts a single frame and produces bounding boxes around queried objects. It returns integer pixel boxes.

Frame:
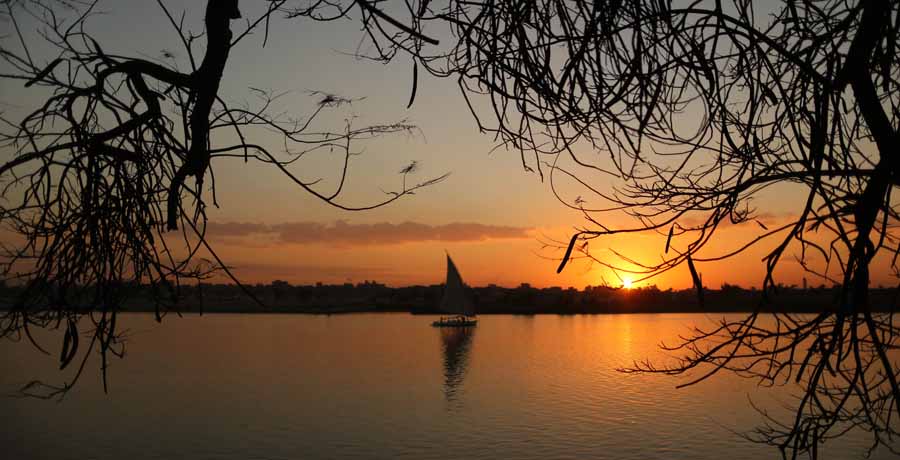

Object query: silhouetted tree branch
[347,0,899,457]
[0,0,446,397]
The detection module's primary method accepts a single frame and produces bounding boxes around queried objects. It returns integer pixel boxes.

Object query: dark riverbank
[3,281,894,314]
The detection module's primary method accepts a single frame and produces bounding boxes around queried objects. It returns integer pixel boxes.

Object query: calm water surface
[2,313,895,459]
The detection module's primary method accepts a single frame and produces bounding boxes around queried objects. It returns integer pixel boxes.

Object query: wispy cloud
[205,220,533,246]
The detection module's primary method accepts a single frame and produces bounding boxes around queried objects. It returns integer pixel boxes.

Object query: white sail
[438,255,475,317]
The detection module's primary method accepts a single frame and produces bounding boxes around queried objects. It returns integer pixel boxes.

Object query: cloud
[205,220,533,246]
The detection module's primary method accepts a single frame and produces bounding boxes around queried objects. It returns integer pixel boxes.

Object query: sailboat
[432,254,477,327]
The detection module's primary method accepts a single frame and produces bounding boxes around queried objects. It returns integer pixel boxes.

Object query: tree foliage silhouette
[349,0,900,457]
[0,0,446,397]
[2,0,898,456]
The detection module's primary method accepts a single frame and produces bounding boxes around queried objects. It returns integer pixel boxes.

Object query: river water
[2,313,895,459]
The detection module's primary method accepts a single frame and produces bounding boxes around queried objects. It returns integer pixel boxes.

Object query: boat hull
[431,317,478,327]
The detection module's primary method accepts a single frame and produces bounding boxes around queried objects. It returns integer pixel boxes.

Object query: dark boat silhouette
[432,254,477,327]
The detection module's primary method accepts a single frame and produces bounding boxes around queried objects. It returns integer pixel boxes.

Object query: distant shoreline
[97,307,900,315]
[3,282,894,315]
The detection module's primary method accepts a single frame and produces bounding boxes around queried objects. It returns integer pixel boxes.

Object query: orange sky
[1,1,895,290]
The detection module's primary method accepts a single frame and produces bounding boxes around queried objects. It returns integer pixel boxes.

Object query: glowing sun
[622,279,634,289]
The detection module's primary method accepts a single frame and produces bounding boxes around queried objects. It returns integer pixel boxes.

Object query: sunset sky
[0,0,894,289]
